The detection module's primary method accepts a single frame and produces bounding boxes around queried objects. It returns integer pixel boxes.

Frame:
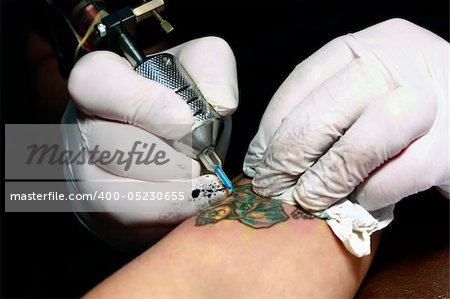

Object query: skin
[84,177,380,299]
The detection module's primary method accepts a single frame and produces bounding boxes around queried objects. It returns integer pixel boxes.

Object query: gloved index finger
[68,50,194,140]
[243,36,357,176]
[167,37,239,116]
[252,37,394,198]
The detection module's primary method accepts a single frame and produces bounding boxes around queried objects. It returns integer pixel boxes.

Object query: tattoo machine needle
[199,148,234,191]
[94,0,233,191]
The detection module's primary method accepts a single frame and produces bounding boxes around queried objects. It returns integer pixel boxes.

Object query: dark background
[2,0,449,298]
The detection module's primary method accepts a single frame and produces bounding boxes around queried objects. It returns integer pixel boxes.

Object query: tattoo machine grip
[135,53,233,190]
[134,53,224,161]
[94,2,233,190]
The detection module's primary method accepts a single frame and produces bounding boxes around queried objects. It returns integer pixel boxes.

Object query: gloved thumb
[68,50,194,140]
[167,36,239,116]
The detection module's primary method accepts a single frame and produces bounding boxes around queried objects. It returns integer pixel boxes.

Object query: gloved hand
[244,19,449,214]
[62,36,238,249]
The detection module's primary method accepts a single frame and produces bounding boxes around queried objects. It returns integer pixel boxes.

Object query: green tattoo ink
[195,183,288,228]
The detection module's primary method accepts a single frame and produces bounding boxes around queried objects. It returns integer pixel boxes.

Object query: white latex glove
[244,19,449,214]
[62,36,238,249]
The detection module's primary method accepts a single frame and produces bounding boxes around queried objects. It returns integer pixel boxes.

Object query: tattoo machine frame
[94,0,233,190]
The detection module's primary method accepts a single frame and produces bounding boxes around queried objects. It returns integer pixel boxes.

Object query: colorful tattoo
[291,208,316,220]
[195,183,289,228]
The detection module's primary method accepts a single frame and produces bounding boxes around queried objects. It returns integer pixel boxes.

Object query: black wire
[89,0,101,12]
[90,0,112,15]
[45,0,80,42]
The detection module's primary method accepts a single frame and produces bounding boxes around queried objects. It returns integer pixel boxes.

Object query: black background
[2,0,449,298]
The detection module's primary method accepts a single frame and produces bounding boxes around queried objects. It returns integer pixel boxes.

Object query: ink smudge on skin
[192,189,201,199]
[191,174,230,207]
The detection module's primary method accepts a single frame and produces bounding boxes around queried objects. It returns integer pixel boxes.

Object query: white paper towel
[312,200,394,257]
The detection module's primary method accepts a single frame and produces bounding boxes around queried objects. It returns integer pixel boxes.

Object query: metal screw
[151,10,174,34]
[96,23,107,38]
[162,56,172,66]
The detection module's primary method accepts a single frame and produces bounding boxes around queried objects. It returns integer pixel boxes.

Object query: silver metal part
[133,0,166,22]
[151,10,174,33]
[117,30,145,67]
[199,148,222,172]
[96,23,107,37]
[135,53,223,159]
[133,0,173,34]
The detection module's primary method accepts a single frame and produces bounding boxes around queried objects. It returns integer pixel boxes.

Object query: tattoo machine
[93,0,233,190]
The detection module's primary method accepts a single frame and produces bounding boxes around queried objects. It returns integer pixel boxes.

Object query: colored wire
[73,8,109,61]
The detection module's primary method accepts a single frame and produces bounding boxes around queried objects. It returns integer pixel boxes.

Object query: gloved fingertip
[251,181,274,198]
[169,94,196,125]
[251,162,300,199]
[251,175,281,199]
[68,51,128,87]
[352,183,396,212]
[68,51,133,115]
[292,183,335,212]
[350,188,369,209]
[242,164,256,178]
[138,89,195,140]
[197,82,238,116]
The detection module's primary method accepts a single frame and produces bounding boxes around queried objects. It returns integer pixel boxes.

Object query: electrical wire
[45,0,81,43]
[73,8,109,61]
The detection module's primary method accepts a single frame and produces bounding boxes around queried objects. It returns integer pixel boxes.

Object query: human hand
[62,37,238,248]
[244,19,449,213]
